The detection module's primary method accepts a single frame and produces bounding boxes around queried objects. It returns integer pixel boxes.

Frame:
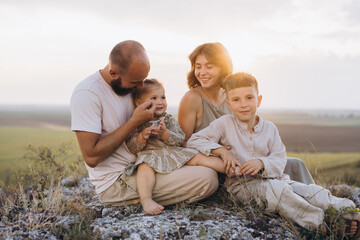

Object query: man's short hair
[109,40,146,73]
[224,72,259,95]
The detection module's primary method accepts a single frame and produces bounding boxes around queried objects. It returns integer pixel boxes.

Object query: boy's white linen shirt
[187,114,288,179]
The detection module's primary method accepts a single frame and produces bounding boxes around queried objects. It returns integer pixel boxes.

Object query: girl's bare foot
[235,166,242,176]
[227,168,235,177]
[141,199,164,215]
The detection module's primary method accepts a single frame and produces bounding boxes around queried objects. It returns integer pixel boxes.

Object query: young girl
[126,78,239,215]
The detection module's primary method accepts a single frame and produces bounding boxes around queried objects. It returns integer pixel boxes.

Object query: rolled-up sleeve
[187,120,224,156]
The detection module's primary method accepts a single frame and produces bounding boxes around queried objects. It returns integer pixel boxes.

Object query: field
[0,127,78,182]
[0,105,359,186]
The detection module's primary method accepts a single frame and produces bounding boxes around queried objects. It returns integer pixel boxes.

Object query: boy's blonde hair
[131,78,164,103]
[224,72,259,95]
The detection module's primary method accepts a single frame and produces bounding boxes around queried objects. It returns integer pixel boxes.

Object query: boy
[187,72,360,237]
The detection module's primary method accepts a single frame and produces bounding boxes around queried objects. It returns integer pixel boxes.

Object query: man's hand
[130,101,156,126]
[238,159,264,176]
[75,101,156,168]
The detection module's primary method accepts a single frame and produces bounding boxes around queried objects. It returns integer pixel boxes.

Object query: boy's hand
[217,148,241,175]
[239,159,264,176]
[136,125,154,144]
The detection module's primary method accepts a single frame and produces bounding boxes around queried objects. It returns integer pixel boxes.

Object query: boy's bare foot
[345,220,357,238]
[319,223,327,235]
[342,212,360,239]
[141,199,164,215]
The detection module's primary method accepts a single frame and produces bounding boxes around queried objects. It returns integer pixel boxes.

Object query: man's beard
[110,77,134,96]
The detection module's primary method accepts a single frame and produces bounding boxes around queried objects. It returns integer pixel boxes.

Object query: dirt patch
[277,124,360,152]
[1,117,359,152]
[0,117,70,130]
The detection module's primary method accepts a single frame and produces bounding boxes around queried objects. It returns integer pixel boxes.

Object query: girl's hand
[136,125,154,144]
[239,159,264,176]
[152,117,170,140]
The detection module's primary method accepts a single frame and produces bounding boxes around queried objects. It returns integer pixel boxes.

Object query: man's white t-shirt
[70,71,136,194]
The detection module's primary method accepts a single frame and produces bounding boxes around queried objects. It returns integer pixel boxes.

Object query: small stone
[102,207,125,219]
[61,176,78,187]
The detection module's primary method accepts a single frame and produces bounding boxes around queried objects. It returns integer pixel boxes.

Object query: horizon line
[0,103,360,113]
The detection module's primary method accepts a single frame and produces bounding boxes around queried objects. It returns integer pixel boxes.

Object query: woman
[178,42,314,184]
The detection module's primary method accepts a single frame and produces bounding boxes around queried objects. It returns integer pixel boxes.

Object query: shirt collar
[254,115,264,133]
[233,114,264,133]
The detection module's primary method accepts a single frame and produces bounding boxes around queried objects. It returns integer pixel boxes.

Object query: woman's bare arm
[177,90,202,142]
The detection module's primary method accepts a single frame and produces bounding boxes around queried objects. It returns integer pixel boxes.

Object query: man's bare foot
[141,199,164,215]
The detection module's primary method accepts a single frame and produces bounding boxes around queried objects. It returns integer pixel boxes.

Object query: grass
[0,139,358,239]
[0,126,78,182]
[288,152,360,186]
[289,152,360,170]
[1,126,360,186]
[0,142,96,239]
[1,108,358,238]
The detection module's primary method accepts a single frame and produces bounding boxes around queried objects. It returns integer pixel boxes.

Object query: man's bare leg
[136,163,164,215]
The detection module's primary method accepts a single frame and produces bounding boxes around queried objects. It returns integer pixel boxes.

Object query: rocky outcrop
[92,205,295,240]
[1,177,359,239]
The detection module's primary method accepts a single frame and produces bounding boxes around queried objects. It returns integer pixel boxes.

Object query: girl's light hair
[224,72,259,94]
[131,78,164,102]
[187,42,233,89]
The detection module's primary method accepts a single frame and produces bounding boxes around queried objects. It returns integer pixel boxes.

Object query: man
[71,40,218,208]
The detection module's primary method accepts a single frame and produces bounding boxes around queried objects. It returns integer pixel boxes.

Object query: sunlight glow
[0,1,359,109]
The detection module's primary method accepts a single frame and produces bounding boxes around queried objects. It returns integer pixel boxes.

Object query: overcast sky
[1,0,359,110]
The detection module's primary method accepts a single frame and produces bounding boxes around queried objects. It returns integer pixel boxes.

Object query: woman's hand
[238,159,264,176]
